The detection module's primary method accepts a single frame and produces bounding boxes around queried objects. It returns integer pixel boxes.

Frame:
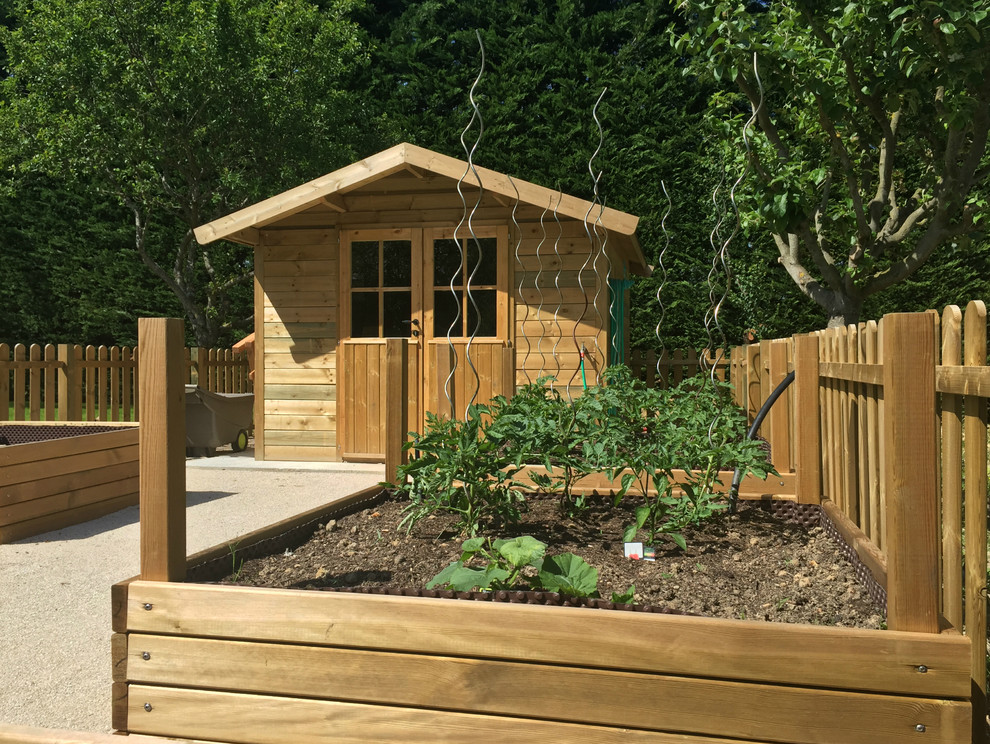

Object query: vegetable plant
[487,378,604,515]
[393,402,524,537]
[428,535,631,601]
[614,375,775,547]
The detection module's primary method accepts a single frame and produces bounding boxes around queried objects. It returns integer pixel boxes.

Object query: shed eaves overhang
[194,143,648,273]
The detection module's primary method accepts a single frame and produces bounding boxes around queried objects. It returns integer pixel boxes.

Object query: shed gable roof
[194,142,641,249]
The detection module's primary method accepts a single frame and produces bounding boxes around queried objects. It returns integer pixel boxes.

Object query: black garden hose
[728,370,796,514]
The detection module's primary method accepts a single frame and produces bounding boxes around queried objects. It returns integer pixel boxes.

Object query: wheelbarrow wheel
[232,429,249,452]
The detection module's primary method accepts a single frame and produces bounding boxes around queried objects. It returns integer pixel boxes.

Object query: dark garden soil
[219,492,885,629]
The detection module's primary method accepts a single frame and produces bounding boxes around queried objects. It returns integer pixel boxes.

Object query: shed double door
[338,226,512,461]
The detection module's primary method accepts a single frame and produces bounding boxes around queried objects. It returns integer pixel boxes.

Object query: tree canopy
[673,0,990,326]
[1,0,987,349]
[0,0,387,345]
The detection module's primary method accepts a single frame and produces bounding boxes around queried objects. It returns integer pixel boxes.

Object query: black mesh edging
[0,424,125,446]
[819,511,888,613]
[191,493,887,618]
[324,585,696,615]
[743,500,887,615]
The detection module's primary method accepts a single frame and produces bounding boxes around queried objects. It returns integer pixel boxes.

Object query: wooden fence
[628,347,729,388]
[731,303,990,733]
[0,343,251,422]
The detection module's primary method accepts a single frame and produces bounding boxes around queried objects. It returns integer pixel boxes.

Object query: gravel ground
[0,458,384,734]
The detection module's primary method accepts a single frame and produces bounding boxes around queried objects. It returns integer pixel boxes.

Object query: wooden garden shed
[195,143,648,462]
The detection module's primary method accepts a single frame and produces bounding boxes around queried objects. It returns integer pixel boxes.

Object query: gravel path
[0,461,384,734]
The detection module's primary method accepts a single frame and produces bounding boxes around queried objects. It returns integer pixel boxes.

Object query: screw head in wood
[143,603,153,611]
[142,652,151,661]
[917,665,928,673]
[915,724,926,733]
[143,703,153,712]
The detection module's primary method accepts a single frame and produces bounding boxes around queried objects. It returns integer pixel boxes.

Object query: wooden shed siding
[259,229,339,461]
[513,218,610,392]
[247,173,635,459]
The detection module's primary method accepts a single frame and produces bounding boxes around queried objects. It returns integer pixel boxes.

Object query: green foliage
[487,377,606,514]
[395,364,773,550]
[591,368,772,546]
[672,0,990,326]
[393,403,525,537]
[0,0,387,345]
[427,535,602,598]
[363,0,764,347]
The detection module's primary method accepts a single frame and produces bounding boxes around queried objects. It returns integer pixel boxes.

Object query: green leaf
[538,553,599,597]
[611,585,636,604]
[495,535,547,569]
[669,532,688,551]
[461,537,485,554]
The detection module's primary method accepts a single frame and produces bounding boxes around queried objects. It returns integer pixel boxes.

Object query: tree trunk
[824,294,863,329]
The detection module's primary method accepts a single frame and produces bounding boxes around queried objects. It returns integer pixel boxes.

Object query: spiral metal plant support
[450,30,487,419]
[573,88,608,392]
[509,174,531,385]
[595,201,612,388]
[534,198,551,380]
[710,50,763,385]
[707,51,764,442]
[702,167,728,378]
[550,190,565,394]
[654,179,672,379]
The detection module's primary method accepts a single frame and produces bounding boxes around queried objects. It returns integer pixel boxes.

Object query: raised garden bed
[0,421,139,543]
[110,315,977,744]
[112,484,971,744]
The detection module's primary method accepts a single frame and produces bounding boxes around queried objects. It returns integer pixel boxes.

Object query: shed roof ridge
[193,142,639,246]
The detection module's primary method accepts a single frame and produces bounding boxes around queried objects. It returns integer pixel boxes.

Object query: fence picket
[863,321,881,548]
[43,344,56,419]
[0,343,8,421]
[940,305,964,630]
[963,300,987,697]
[122,347,134,421]
[29,343,42,420]
[13,344,26,420]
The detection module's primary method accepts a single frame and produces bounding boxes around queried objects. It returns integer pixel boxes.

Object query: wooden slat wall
[259,229,338,461]
[512,219,609,394]
[0,424,139,543]
[118,581,972,744]
[425,339,510,422]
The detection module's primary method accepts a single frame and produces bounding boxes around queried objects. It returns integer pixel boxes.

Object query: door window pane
[466,238,498,285]
[433,239,462,286]
[466,289,497,337]
[382,240,412,287]
[351,242,379,288]
[433,290,461,337]
[383,291,412,337]
[351,293,379,337]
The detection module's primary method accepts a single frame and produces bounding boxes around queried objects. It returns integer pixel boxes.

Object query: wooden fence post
[384,338,408,486]
[883,312,939,634]
[138,318,186,582]
[57,344,82,421]
[793,333,821,505]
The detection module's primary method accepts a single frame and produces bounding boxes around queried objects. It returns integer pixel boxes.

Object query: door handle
[401,319,421,337]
